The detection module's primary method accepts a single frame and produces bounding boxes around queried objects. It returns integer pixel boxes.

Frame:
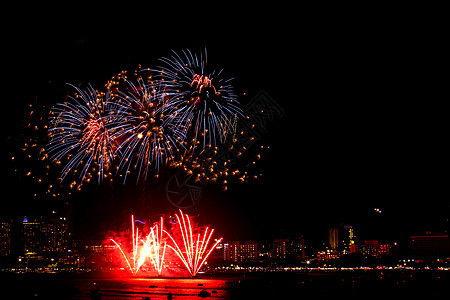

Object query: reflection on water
[72,277,232,299]
[0,271,448,299]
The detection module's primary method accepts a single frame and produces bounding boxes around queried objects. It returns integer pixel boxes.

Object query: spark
[110,215,167,275]
[154,48,243,153]
[164,209,223,277]
[110,211,222,277]
[108,72,185,183]
[47,84,115,184]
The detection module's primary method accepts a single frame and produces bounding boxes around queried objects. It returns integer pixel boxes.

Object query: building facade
[329,224,358,253]
[273,236,305,260]
[224,241,258,263]
[409,232,450,256]
[0,218,12,256]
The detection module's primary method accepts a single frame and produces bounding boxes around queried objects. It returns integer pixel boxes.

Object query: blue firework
[47,84,116,183]
[108,71,186,183]
[154,48,243,153]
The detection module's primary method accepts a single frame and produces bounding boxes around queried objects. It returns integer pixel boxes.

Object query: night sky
[3,8,447,248]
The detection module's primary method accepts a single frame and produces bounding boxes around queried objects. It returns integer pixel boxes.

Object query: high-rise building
[273,239,288,259]
[54,216,69,252]
[0,218,12,256]
[23,216,41,255]
[273,236,305,260]
[288,236,305,260]
[356,240,393,257]
[329,224,358,252]
[409,232,450,256]
[21,213,70,256]
[329,228,339,250]
[41,220,56,253]
[224,241,258,263]
[40,215,70,253]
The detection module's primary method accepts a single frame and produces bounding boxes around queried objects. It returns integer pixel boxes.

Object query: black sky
[3,7,447,246]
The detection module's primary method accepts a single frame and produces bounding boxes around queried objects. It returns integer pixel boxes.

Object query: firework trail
[154,48,243,153]
[109,211,222,276]
[107,72,186,183]
[146,217,167,275]
[165,209,223,277]
[110,215,167,275]
[47,84,115,183]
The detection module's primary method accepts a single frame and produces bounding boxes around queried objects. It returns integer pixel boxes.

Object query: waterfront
[0,270,448,299]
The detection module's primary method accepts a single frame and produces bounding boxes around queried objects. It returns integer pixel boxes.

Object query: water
[72,277,231,299]
[0,271,448,299]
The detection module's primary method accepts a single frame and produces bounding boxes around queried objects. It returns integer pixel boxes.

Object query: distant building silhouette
[409,232,449,256]
[0,217,12,256]
[329,224,358,253]
[223,241,258,263]
[0,212,70,258]
[355,240,393,258]
[23,216,41,254]
[273,236,305,260]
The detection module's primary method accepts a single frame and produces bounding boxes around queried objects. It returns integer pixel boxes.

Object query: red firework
[110,215,166,275]
[164,210,223,277]
[110,211,222,277]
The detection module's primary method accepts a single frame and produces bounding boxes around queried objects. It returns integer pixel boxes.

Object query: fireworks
[110,215,167,275]
[44,48,263,189]
[109,211,222,277]
[165,209,223,277]
[47,84,115,183]
[155,49,243,153]
[107,72,186,183]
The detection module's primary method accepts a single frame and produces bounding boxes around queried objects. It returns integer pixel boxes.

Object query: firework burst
[107,71,186,183]
[45,49,257,189]
[154,49,243,153]
[47,84,116,184]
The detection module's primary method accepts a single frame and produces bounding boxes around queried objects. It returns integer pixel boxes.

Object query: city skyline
[1,206,448,260]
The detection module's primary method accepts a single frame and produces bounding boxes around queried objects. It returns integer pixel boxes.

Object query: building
[273,239,288,259]
[79,240,116,270]
[329,224,358,253]
[22,214,70,256]
[317,249,341,261]
[356,240,393,258]
[288,236,305,260]
[23,216,41,255]
[224,241,258,263]
[40,215,70,253]
[0,218,12,256]
[273,236,305,260]
[409,232,450,256]
[329,228,339,250]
